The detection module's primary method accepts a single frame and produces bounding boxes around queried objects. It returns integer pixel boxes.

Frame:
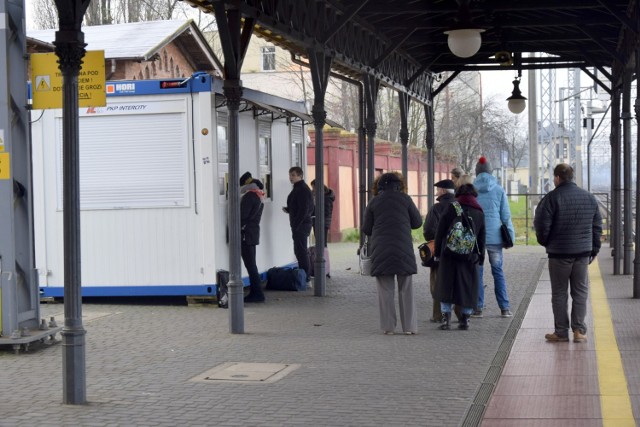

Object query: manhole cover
[190,362,300,384]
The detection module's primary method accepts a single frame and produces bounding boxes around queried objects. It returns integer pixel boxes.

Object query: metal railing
[506,192,609,245]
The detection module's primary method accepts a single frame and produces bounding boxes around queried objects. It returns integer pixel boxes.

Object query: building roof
[28,20,222,74]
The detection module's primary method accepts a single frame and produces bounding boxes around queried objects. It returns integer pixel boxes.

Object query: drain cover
[191,362,300,384]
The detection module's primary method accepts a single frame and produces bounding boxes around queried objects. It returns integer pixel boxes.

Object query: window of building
[217,112,229,198]
[290,123,304,167]
[261,46,276,72]
[258,119,272,198]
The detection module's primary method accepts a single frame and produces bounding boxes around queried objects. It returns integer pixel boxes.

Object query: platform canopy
[184,0,637,100]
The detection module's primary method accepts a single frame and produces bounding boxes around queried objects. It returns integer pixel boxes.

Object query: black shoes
[458,314,470,330]
[439,312,451,330]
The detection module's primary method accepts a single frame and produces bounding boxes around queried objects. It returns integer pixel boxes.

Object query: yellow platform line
[590,259,636,427]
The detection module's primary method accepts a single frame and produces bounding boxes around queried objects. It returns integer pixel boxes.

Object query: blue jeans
[441,303,472,315]
[477,244,510,311]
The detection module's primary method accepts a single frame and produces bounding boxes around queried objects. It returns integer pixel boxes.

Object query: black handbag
[500,223,514,249]
[418,241,437,267]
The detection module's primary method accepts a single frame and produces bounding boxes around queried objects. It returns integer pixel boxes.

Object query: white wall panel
[32,88,302,295]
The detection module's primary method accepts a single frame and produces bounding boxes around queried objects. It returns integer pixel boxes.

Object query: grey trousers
[548,257,589,336]
[376,274,417,333]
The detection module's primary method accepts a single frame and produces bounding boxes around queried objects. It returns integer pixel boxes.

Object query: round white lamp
[507,79,527,114]
[444,28,485,58]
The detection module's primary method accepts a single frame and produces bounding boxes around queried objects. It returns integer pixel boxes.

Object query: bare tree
[502,114,529,173]
[32,0,58,29]
[435,88,519,174]
[31,0,213,29]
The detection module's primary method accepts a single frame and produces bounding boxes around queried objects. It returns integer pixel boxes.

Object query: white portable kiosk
[31,73,306,297]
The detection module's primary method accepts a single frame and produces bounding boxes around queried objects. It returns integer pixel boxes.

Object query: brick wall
[307,128,455,242]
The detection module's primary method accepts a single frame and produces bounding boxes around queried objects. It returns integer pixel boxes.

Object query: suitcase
[308,246,331,278]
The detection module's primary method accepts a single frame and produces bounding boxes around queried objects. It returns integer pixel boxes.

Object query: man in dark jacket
[284,167,314,279]
[422,179,456,323]
[240,172,266,303]
[534,163,602,343]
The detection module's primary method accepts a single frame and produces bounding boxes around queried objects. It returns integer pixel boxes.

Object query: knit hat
[240,171,253,186]
[475,157,491,175]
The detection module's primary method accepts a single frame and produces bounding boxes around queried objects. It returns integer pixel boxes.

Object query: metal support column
[213,4,255,332]
[398,92,410,180]
[622,72,633,275]
[634,41,640,296]
[307,48,332,297]
[528,68,539,195]
[0,0,39,341]
[424,102,435,208]
[611,87,622,274]
[363,75,379,202]
[358,84,366,246]
[54,0,91,405]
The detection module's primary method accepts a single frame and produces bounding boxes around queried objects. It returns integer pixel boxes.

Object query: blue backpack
[444,202,479,261]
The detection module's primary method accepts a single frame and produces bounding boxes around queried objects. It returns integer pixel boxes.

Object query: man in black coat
[423,179,456,323]
[284,167,314,279]
[240,172,266,303]
[534,163,602,343]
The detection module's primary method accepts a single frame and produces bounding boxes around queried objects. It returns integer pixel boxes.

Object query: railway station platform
[0,243,638,426]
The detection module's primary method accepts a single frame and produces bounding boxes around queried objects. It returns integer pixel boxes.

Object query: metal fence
[507,192,609,246]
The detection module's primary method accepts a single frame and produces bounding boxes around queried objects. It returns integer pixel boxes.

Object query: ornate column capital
[53,30,86,76]
[365,119,377,138]
[223,80,243,111]
[399,129,409,145]
[312,106,326,128]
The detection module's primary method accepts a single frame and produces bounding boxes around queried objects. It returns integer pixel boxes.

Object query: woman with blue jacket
[472,157,515,318]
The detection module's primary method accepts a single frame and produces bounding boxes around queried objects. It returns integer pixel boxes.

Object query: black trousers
[241,243,263,297]
[292,229,310,278]
[312,225,330,247]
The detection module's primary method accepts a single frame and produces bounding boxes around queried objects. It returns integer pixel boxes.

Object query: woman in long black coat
[362,172,423,335]
[434,183,485,330]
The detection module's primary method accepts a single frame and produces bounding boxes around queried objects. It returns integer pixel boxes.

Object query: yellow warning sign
[0,129,4,152]
[0,152,10,180]
[31,50,107,109]
[35,75,51,91]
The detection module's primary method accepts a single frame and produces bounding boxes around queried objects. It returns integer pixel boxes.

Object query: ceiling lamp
[507,72,527,114]
[444,0,485,58]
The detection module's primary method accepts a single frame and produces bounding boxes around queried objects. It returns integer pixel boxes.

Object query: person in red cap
[472,156,515,318]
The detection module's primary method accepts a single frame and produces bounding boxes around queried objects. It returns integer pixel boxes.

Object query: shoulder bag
[500,223,514,249]
[358,237,373,276]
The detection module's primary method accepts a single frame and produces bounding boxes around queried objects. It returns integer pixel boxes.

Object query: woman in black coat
[434,183,485,330]
[362,172,423,335]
